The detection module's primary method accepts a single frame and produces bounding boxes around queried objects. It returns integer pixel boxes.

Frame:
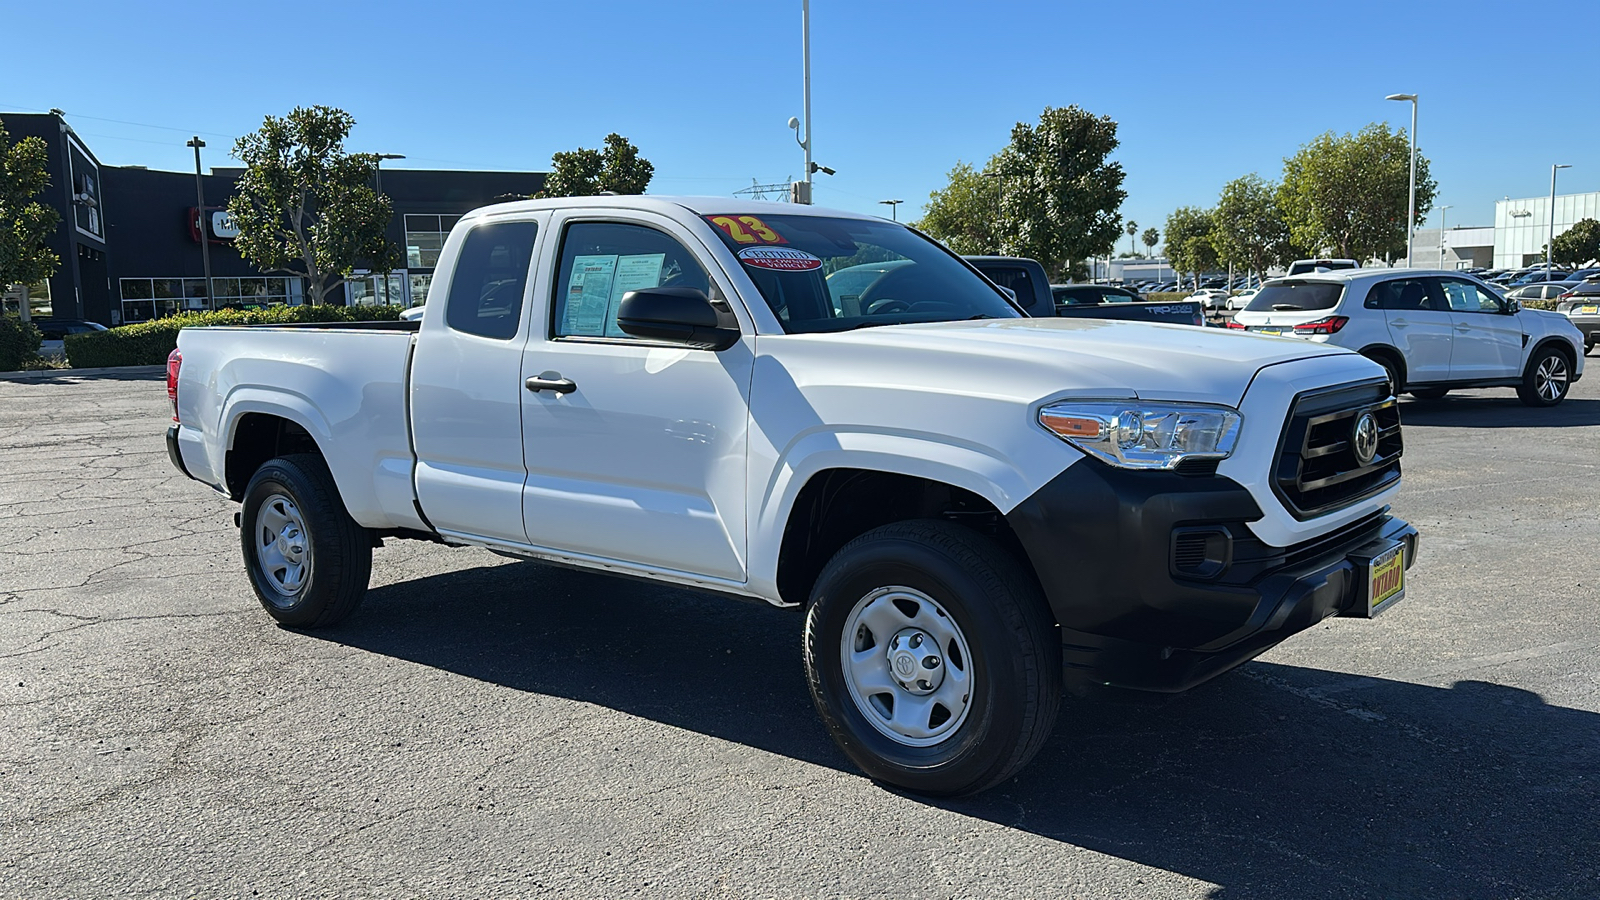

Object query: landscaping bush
[0,314,44,372]
[63,305,405,369]
[1143,292,1195,304]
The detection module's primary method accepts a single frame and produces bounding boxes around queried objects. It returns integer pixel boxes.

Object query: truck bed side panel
[175,327,424,532]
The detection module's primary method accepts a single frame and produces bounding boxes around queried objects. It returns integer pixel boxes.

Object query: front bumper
[1005,459,1417,692]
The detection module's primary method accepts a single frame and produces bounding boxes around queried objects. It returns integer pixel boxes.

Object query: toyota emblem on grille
[1351,411,1380,466]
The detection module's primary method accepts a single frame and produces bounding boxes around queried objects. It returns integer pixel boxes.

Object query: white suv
[1230,269,1585,406]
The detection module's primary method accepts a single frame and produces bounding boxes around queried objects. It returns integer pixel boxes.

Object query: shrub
[0,314,44,371]
[64,305,404,369]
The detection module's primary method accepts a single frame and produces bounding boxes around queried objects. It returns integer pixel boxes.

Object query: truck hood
[789,317,1354,407]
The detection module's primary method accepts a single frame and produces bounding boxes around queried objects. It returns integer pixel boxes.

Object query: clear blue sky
[4,0,1593,248]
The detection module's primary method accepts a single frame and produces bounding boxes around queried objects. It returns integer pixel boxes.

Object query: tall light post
[981,171,1005,254]
[1386,93,1418,267]
[1437,204,1451,269]
[186,137,214,310]
[786,0,815,204]
[373,153,405,305]
[877,199,903,221]
[1549,164,1571,280]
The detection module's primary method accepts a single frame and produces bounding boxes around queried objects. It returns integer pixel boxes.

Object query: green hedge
[64,305,405,369]
[0,314,44,372]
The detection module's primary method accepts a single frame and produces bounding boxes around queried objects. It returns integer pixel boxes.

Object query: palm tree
[1126,221,1138,256]
[1142,227,1159,257]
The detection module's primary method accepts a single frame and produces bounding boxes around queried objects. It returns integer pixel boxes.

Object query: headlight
[1039,401,1242,469]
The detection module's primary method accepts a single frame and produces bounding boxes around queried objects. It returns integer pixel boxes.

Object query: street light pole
[1437,204,1451,268]
[981,172,1004,254]
[186,137,213,310]
[1386,93,1418,268]
[877,199,903,221]
[1549,164,1571,280]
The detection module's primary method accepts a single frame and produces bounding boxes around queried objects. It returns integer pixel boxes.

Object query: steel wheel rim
[255,493,311,604]
[839,586,975,747]
[1537,355,1568,401]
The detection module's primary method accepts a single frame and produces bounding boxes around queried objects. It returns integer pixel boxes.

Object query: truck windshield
[1244,281,1345,312]
[703,213,1020,333]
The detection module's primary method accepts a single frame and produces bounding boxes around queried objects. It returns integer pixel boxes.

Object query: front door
[1371,277,1454,384]
[410,215,545,542]
[1439,278,1523,380]
[518,213,753,582]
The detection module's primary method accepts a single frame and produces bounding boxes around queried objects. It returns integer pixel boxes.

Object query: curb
[0,364,167,382]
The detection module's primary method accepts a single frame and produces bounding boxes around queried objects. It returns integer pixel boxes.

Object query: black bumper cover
[1005,459,1417,692]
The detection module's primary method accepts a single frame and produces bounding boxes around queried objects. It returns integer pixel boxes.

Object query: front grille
[1273,379,1402,520]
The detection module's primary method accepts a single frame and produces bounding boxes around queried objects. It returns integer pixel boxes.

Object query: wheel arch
[1357,344,1406,390]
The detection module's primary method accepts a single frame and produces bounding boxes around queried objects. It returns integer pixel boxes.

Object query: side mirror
[1504,299,1522,314]
[998,285,1018,302]
[615,287,740,350]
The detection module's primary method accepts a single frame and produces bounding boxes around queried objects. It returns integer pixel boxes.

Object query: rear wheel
[803,520,1061,796]
[240,454,372,627]
[1517,346,1572,407]
[1408,387,1449,400]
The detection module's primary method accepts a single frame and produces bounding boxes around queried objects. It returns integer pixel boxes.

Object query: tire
[240,454,372,628]
[1365,352,1404,396]
[1517,345,1573,407]
[1408,387,1449,400]
[1585,340,1594,357]
[803,520,1061,796]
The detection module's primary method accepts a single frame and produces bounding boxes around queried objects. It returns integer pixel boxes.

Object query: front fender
[744,427,1080,599]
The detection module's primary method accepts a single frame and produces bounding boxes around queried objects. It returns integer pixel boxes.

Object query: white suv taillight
[166,348,182,422]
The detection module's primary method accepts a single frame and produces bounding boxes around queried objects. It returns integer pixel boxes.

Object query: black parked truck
[966,256,1206,327]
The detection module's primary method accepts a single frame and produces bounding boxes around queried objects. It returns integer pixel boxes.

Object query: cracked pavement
[2,371,1598,899]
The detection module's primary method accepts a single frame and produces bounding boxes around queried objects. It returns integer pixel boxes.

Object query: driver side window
[552,221,711,340]
[1440,279,1502,313]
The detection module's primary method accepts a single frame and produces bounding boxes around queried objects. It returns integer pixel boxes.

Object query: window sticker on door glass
[605,253,666,337]
[562,253,667,337]
[564,255,618,336]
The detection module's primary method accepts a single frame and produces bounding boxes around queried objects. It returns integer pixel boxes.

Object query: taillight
[1558,292,1574,299]
[1225,320,1247,330]
[166,348,182,422]
[1292,315,1349,335]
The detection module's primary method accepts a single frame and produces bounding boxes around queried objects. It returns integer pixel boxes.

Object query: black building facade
[2,111,545,325]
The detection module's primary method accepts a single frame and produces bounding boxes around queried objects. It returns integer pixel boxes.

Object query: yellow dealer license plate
[1367,544,1405,616]
[1577,305,1598,315]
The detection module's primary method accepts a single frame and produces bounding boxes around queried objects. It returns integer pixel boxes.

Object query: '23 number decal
[706,215,786,244]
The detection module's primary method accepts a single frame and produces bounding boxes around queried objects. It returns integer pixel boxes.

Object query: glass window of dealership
[1495,191,1600,268]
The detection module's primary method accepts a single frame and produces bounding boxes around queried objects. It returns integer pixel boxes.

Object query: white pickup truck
[166,197,1418,795]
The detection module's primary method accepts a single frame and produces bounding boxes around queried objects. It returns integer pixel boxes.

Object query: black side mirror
[1504,299,1522,314]
[616,287,740,350]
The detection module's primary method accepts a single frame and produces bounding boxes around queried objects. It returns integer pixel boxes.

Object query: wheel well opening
[775,469,1034,607]
[225,414,323,499]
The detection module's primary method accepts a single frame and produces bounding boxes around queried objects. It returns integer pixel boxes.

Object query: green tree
[1141,227,1159,257]
[0,118,61,323]
[1164,206,1218,290]
[536,133,654,197]
[228,106,400,306]
[989,106,1127,280]
[1212,173,1294,282]
[1125,220,1138,256]
[916,161,1001,255]
[1278,123,1436,263]
[1549,218,1600,266]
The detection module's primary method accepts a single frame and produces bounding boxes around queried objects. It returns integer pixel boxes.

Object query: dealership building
[1,111,545,325]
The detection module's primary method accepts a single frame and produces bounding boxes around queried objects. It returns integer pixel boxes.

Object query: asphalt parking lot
[2,370,1598,899]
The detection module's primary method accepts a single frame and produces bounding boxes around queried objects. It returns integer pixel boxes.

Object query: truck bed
[171,324,424,532]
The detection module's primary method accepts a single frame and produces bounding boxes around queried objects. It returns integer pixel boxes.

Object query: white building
[1410,226,1495,270]
[1495,190,1600,268]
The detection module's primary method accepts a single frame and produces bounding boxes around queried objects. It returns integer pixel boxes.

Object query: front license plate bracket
[1344,540,1406,618]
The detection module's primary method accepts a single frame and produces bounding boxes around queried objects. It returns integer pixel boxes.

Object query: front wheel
[803,520,1061,796]
[240,454,372,627]
[1517,347,1572,407]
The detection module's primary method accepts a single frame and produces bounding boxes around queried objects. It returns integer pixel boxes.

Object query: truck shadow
[318,560,1600,899]
[1401,394,1600,428]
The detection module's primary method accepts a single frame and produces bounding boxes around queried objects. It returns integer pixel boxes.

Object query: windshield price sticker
[706,215,787,244]
[738,246,823,271]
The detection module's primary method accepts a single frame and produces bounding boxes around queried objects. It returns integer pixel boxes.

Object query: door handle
[525,374,577,394]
